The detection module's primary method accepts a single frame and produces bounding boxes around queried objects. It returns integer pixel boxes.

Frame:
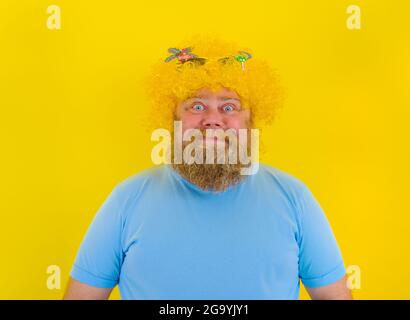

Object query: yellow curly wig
[142,34,284,134]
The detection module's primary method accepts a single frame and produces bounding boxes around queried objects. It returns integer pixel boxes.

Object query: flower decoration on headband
[218,51,252,71]
[165,47,196,63]
[235,51,252,70]
[165,47,252,71]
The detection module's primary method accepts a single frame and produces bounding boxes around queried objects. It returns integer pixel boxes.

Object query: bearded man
[64,35,352,300]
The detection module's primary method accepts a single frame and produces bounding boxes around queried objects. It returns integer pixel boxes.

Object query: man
[64,37,352,300]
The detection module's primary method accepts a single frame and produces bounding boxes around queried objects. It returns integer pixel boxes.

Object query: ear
[172,97,182,120]
[173,105,181,121]
[243,108,253,128]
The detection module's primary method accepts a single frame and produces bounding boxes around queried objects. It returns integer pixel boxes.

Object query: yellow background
[1,0,409,299]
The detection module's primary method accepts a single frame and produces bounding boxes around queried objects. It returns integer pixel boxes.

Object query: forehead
[187,87,240,101]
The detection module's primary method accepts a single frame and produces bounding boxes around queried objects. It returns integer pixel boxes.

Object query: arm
[67,186,124,299]
[305,275,353,300]
[296,184,350,296]
[63,277,114,300]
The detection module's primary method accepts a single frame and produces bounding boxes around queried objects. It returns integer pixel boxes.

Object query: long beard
[172,160,246,193]
[170,130,251,193]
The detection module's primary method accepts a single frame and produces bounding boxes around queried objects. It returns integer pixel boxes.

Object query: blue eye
[192,104,204,111]
[223,104,235,112]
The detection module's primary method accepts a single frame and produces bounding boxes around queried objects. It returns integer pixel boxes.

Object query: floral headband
[164,47,252,71]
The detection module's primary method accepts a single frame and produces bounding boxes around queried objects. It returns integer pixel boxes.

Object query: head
[143,34,283,192]
[171,86,253,192]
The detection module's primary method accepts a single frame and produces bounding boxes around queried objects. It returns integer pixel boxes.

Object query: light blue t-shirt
[70,163,346,299]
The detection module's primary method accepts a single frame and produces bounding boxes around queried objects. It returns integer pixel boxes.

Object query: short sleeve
[297,184,346,288]
[70,186,124,288]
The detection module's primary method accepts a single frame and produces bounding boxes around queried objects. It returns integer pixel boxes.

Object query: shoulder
[117,165,167,189]
[109,165,168,209]
[258,163,308,193]
[256,163,313,210]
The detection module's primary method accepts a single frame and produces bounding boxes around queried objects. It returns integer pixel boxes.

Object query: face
[174,87,251,135]
[171,87,252,192]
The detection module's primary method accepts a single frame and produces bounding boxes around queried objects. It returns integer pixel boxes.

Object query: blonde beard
[172,161,246,193]
[170,133,251,193]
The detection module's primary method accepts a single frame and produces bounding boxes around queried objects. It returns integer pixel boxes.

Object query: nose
[200,109,224,129]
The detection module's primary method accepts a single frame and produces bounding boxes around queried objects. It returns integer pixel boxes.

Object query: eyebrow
[189,96,241,102]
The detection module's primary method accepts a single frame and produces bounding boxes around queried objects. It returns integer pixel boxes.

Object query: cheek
[226,115,249,130]
[179,114,201,131]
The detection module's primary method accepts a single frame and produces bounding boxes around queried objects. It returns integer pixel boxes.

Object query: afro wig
[142,34,284,134]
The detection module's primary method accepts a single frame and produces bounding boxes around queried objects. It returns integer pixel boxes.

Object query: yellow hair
[142,34,284,133]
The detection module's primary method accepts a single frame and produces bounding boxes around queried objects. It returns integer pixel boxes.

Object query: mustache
[171,128,250,143]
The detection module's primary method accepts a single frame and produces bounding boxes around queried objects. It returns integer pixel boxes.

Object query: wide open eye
[192,104,205,112]
[222,104,235,112]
